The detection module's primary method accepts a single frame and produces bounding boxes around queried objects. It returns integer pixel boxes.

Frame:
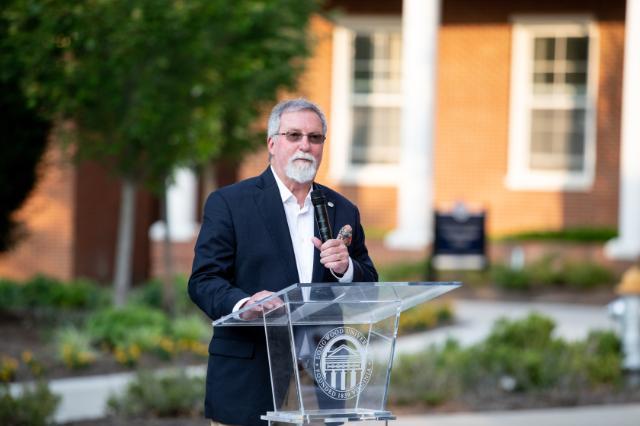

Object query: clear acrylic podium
[212,281,461,425]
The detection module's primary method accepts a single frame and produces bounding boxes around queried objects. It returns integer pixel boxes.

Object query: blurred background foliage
[0,7,51,253]
[3,0,321,189]
[390,314,625,409]
[1,0,323,305]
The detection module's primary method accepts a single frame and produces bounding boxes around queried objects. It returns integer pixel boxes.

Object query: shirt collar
[270,166,312,205]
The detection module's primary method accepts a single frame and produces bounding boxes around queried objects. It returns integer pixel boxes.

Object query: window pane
[529,109,585,171]
[566,37,588,61]
[351,106,400,164]
[532,35,590,95]
[353,35,372,92]
[352,33,401,94]
[534,37,555,60]
[532,37,557,93]
[355,35,373,61]
[565,72,587,85]
[349,28,401,166]
[533,72,554,85]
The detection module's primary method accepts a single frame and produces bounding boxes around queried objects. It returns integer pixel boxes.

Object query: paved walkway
[10,299,632,424]
[390,298,618,356]
[393,403,640,426]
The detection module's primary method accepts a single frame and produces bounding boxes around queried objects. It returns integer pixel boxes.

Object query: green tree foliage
[0,6,50,252]
[5,0,319,188]
[4,0,321,303]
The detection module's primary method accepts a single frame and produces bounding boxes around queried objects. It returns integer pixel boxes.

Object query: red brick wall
[238,1,625,238]
[0,143,75,281]
[436,0,625,235]
[74,160,158,284]
[0,142,159,284]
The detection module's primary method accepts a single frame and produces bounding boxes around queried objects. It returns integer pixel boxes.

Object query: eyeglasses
[275,131,326,145]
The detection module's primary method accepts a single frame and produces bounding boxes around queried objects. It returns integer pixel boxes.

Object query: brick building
[2,0,639,282]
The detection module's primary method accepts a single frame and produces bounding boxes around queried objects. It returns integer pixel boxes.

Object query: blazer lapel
[254,168,300,285]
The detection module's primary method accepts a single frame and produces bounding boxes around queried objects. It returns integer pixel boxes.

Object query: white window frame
[330,16,402,186]
[506,15,599,191]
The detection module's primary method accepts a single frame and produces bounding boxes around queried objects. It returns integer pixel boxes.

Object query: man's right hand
[239,290,284,320]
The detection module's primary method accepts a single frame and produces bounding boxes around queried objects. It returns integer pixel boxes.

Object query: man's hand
[239,290,284,320]
[312,237,349,275]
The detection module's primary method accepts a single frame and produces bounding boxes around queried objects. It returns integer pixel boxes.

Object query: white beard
[285,152,318,183]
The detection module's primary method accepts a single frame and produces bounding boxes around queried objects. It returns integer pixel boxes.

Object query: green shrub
[21,275,67,308]
[57,278,109,309]
[391,340,469,405]
[378,261,428,282]
[491,259,615,291]
[563,262,615,289]
[485,313,555,349]
[171,315,209,343]
[397,303,453,335]
[476,313,570,391]
[0,382,60,426]
[54,326,97,369]
[497,227,617,242]
[491,264,531,290]
[0,279,23,312]
[580,330,622,385]
[390,313,624,407]
[130,276,192,314]
[107,370,204,418]
[0,356,19,383]
[526,255,563,286]
[20,275,107,310]
[86,305,170,350]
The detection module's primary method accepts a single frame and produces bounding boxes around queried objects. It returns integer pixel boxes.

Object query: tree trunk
[213,156,240,188]
[201,161,217,207]
[161,187,176,315]
[113,178,137,307]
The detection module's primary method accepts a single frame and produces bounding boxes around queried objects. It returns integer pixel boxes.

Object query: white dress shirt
[233,167,353,312]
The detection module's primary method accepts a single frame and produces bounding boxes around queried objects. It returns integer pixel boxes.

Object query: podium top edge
[295,281,462,287]
[211,281,462,327]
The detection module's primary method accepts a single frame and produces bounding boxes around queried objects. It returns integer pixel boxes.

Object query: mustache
[290,152,316,163]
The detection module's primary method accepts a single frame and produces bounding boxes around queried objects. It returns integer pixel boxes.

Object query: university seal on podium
[313,326,374,400]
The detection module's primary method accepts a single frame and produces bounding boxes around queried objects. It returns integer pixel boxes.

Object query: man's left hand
[312,237,349,275]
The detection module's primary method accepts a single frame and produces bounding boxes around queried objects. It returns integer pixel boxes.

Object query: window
[507,17,598,191]
[330,17,402,185]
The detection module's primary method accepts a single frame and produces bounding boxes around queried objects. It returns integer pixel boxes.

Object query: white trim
[606,0,640,260]
[506,16,599,192]
[329,24,352,184]
[329,15,402,187]
[149,167,198,242]
[385,0,440,249]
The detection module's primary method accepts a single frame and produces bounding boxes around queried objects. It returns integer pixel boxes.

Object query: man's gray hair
[267,98,327,138]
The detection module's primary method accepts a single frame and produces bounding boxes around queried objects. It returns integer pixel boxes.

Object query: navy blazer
[188,168,377,426]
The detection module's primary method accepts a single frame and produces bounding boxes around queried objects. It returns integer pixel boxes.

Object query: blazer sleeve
[188,191,249,320]
[348,207,378,283]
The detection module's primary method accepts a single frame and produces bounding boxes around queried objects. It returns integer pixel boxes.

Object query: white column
[149,167,198,242]
[385,0,441,250]
[606,0,640,260]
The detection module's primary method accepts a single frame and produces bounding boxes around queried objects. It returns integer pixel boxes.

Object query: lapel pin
[337,224,353,247]
[327,201,334,208]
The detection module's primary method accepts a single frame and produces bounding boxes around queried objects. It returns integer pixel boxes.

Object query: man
[189,98,378,426]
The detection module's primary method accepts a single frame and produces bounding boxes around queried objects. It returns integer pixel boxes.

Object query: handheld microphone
[311,189,333,242]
